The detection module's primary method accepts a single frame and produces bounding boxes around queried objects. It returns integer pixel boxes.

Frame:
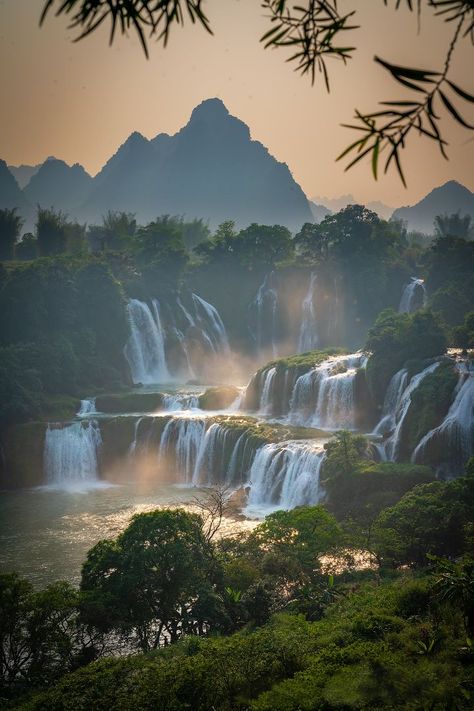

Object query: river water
[0,483,255,587]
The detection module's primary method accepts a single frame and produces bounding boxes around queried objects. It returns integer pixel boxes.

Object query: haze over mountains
[391,181,474,234]
[2,98,474,235]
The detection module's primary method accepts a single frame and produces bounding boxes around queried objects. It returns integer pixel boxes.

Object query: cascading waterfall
[298,272,319,353]
[381,361,441,461]
[259,367,277,414]
[124,299,170,384]
[288,353,366,429]
[246,441,324,515]
[161,393,200,411]
[77,398,96,416]
[192,294,230,353]
[159,416,208,483]
[412,365,474,473]
[398,278,426,313]
[373,369,409,437]
[253,272,279,357]
[44,421,102,489]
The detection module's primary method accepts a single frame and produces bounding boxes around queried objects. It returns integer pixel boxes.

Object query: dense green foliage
[2,459,474,708]
[365,309,448,405]
[0,259,128,428]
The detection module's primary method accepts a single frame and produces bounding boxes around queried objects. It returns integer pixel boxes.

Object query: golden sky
[1,0,473,206]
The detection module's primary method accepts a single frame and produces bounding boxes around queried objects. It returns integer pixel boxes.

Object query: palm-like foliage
[0,208,23,261]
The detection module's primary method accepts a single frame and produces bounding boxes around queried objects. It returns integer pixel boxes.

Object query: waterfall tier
[246,440,324,516]
[124,299,170,384]
[44,421,102,490]
[125,294,230,383]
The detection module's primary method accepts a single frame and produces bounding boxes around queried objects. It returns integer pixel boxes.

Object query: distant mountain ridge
[2,102,473,235]
[3,99,312,231]
[391,181,474,234]
[80,98,313,230]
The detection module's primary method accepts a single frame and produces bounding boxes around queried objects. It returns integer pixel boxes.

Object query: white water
[380,361,441,460]
[191,294,230,353]
[77,398,96,416]
[162,393,200,411]
[288,353,366,429]
[124,299,170,384]
[159,416,208,483]
[44,421,102,490]
[412,365,474,473]
[254,272,279,357]
[298,272,319,352]
[245,440,324,516]
[373,369,408,438]
[259,367,277,414]
[398,278,426,313]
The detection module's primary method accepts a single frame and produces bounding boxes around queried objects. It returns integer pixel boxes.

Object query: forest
[0,200,473,709]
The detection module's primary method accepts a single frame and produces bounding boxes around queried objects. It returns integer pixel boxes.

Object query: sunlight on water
[0,483,256,587]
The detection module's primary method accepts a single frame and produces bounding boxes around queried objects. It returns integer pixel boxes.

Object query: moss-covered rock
[95,392,164,414]
[198,386,240,410]
[243,348,346,413]
[1,421,47,488]
[399,359,458,459]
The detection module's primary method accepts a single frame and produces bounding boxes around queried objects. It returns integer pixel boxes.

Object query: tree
[250,505,343,580]
[133,215,189,285]
[80,509,226,651]
[434,212,473,240]
[36,206,68,257]
[40,1,474,184]
[0,573,95,698]
[0,208,23,261]
[365,308,448,403]
[373,473,474,566]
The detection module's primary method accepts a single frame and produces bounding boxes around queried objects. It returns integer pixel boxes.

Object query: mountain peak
[190,98,229,122]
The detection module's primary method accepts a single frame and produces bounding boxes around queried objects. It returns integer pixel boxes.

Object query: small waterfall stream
[298,272,319,353]
[44,421,102,489]
[162,393,200,411]
[253,272,279,357]
[124,299,170,384]
[192,294,230,353]
[398,278,426,313]
[412,365,474,473]
[377,362,441,460]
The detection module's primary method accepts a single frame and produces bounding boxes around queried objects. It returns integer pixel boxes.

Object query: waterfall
[253,272,279,357]
[259,367,277,414]
[288,353,367,429]
[398,278,426,313]
[159,416,208,483]
[412,366,474,473]
[381,361,441,460]
[161,393,200,411]
[246,441,324,515]
[373,369,408,437]
[298,272,319,353]
[44,421,102,489]
[124,299,170,384]
[191,294,230,353]
[128,416,145,456]
[192,423,232,485]
[77,398,96,416]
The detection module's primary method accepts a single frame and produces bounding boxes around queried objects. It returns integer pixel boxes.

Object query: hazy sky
[1,0,473,206]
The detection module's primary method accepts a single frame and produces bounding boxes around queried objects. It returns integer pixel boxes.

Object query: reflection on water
[0,483,255,587]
